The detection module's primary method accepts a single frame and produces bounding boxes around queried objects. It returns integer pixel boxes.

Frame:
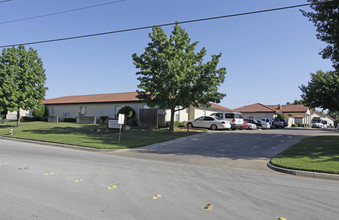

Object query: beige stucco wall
[164,107,220,122]
[45,102,146,121]
[194,108,219,119]
[164,108,189,122]
[6,109,32,119]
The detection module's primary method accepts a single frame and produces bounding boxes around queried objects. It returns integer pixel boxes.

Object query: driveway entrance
[110,128,339,171]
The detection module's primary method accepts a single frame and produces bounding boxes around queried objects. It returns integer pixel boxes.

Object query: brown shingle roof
[235,103,310,114]
[43,92,234,112]
[233,103,276,113]
[268,105,308,113]
[43,92,140,105]
[209,103,233,112]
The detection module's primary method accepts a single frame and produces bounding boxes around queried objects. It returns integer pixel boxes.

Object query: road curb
[0,136,113,152]
[267,161,339,180]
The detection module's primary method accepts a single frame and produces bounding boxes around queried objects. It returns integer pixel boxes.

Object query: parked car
[241,120,248,130]
[259,118,271,129]
[210,112,244,130]
[272,118,287,128]
[243,119,257,130]
[260,118,274,127]
[185,116,231,130]
[246,119,270,129]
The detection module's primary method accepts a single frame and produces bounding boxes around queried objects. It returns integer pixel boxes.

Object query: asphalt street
[0,133,339,220]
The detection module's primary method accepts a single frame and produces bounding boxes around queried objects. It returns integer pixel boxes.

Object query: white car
[210,112,244,130]
[185,116,231,130]
[247,123,257,130]
[259,119,271,129]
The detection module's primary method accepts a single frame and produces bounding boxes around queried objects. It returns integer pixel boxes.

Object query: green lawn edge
[0,121,198,149]
[271,136,339,174]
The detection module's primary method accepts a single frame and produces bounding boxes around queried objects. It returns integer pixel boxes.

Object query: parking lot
[110,128,339,171]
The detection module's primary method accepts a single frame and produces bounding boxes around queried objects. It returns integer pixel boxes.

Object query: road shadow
[125,132,308,161]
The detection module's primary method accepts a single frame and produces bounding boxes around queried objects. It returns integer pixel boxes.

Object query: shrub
[21,116,36,122]
[100,116,109,124]
[118,106,136,119]
[131,119,138,126]
[174,121,185,127]
[32,103,45,118]
[277,114,286,119]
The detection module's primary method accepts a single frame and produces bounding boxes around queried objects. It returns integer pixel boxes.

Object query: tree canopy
[286,100,305,105]
[0,45,47,126]
[132,24,226,131]
[299,70,339,112]
[301,0,339,71]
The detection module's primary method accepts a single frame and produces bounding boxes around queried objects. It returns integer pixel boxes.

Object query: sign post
[118,114,125,144]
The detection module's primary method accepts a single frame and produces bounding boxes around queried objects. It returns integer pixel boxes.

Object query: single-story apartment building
[234,103,312,127]
[43,92,233,125]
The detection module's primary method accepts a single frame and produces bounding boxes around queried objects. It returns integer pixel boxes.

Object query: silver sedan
[185,116,231,130]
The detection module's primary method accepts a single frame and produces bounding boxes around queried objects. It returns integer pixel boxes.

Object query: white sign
[108,119,120,129]
[118,114,125,125]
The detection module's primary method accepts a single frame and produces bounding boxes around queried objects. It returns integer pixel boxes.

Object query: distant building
[234,103,312,127]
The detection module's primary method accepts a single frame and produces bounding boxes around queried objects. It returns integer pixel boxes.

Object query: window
[203,116,214,121]
[225,113,234,118]
[235,114,243,119]
[80,106,86,115]
[214,113,223,118]
[196,116,204,121]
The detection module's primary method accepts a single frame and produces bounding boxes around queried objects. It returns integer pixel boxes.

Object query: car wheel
[238,127,243,130]
[231,127,236,130]
[210,124,217,130]
[187,123,193,129]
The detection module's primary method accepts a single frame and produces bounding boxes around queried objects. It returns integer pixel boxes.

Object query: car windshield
[234,114,243,119]
[312,119,321,123]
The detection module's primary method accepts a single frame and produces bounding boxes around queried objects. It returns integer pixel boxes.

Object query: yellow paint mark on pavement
[204,203,213,210]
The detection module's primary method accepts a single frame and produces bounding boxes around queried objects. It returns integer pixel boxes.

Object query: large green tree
[0,45,47,127]
[301,0,339,71]
[299,70,339,112]
[132,24,226,132]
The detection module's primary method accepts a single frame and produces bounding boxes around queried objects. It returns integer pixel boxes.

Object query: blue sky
[0,0,334,109]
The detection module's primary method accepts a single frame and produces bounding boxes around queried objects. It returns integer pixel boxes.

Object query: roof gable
[208,103,233,112]
[280,105,309,113]
[234,103,276,113]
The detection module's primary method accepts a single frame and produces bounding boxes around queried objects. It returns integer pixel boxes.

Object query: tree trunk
[169,107,175,132]
[17,110,21,127]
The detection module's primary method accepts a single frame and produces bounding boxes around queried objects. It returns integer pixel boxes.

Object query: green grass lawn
[271,136,339,174]
[0,121,196,149]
